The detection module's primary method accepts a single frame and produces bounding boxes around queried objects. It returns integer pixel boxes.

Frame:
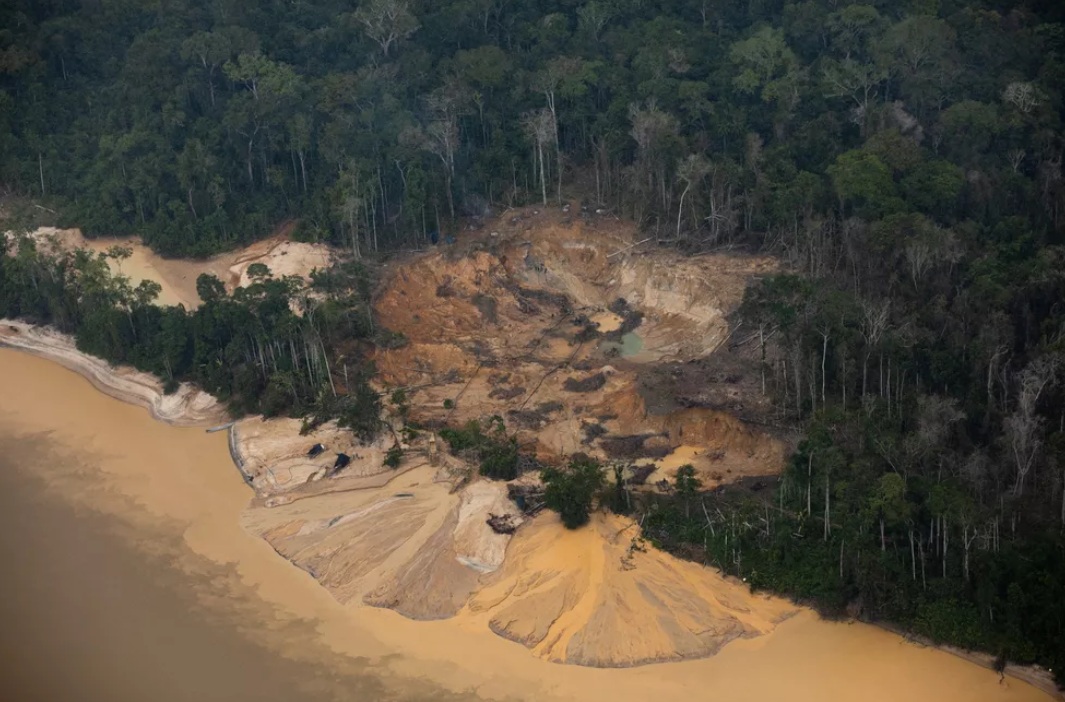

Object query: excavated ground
[16,224,332,309]
[372,208,785,483]
[240,207,797,667]
[8,207,798,668]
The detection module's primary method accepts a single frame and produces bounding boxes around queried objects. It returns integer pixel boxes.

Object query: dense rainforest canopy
[4,0,1060,256]
[2,0,1065,686]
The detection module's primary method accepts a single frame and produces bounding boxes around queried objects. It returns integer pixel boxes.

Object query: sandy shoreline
[0,320,225,426]
[0,324,1060,700]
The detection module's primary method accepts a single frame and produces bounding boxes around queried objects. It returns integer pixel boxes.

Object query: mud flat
[0,347,1057,702]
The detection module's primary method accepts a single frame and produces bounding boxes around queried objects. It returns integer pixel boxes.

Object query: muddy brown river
[0,347,1054,702]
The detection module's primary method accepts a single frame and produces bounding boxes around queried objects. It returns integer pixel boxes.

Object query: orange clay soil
[371,207,785,486]
[9,208,802,669]
[238,207,796,668]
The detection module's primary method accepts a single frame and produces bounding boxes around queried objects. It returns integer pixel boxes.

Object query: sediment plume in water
[0,348,1057,702]
[2,205,1061,698]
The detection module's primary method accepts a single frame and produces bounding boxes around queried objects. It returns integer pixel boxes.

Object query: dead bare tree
[675,154,710,240]
[521,108,554,206]
[962,518,978,581]
[859,298,890,399]
[1003,81,1042,114]
[1007,149,1026,173]
[355,0,419,57]
[904,237,935,290]
[1005,356,1059,496]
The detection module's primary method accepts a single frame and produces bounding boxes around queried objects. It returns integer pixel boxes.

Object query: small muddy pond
[601,331,644,358]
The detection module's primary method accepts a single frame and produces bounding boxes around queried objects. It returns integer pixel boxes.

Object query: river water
[0,444,421,702]
[0,347,1054,702]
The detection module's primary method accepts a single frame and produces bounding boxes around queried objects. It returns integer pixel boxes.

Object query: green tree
[827,149,901,218]
[899,160,964,220]
[730,26,802,109]
[354,0,420,57]
[674,464,702,519]
[542,455,605,529]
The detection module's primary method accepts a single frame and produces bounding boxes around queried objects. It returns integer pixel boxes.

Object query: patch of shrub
[384,445,403,469]
[563,372,607,392]
[439,417,520,480]
[542,454,605,529]
[604,462,632,515]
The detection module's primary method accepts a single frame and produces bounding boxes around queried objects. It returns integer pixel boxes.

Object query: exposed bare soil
[372,208,786,485]
[14,226,333,309]
[8,207,800,669]
[0,320,224,426]
[237,207,796,667]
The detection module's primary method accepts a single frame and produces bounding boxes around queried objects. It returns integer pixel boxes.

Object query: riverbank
[0,430,440,702]
[0,319,224,426]
[0,335,1059,700]
[0,318,800,667]
[874,621,1061,699]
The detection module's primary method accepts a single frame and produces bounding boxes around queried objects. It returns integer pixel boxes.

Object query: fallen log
[486,513,523,535]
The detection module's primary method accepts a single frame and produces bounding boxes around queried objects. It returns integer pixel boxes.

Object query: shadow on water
[0,430,483,702]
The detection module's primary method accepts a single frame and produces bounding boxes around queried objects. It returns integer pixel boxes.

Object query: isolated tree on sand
[674,464,702,519]
[542,455,604,529]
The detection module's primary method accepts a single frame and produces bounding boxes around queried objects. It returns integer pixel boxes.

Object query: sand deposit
[12,226,333,309]
[2,348,1058,701]
[7,208,1060,697]
[238,433,799,670]
[468,512,795,667]
[0,320,224,426]
[234,417,398,495]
